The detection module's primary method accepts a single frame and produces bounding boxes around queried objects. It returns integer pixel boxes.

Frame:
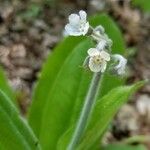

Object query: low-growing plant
[0,11,147,150]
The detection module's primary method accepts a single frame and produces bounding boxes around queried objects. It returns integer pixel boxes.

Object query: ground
[0,0,150,148]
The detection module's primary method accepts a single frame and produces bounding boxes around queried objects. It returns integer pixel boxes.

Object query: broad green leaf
[28,14,126,139]
[132,0,150,12]
[0,142,5,150]
[28,14,126,149]
[0,105,30,150]
[0,66,15,102]
[77,82,144,150]
[57,82,144,150]
[28,36,84,136]
[0,90,41,150]
[39,39,94,150]
[102,144,147,150]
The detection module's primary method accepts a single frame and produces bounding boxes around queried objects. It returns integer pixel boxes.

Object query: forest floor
[0,0,150,148]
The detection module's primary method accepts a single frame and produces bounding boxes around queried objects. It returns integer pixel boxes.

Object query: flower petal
[112,54,127,75]
[79,10,87,22]
[101,61,107,72]
[65,24,82,36]
[82,22,89,35]
[100,51,110,61]
[68,14,80,26]
[89,58,102,72]
[87,48,99,56]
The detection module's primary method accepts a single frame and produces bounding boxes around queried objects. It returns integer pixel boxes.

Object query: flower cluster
[65,10,127,75]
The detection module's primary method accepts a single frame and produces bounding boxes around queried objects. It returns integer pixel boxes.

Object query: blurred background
[0,0,150,148]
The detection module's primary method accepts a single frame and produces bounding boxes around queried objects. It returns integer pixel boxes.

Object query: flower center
[93,55,103,64]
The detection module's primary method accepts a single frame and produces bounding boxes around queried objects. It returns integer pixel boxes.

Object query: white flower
[88,48,110,72]
[112,54,127,75]
[65,10,89,36]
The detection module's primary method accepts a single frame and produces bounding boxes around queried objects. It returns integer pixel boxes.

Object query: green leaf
[28,14,126,139]
[102,144,147,150]
[0,66,15,102]
[77,82,144,150]
[0,90,41,150]
[57,82,144,150]
[0,105,30,150]
[28,13,126,149]
[28,36,84,136]
[39,39,93,150]
[132,0,150,12]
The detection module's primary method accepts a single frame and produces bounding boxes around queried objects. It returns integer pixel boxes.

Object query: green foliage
[28,14,126,149]
[102,144,147,150]
[0,67,15,102]
[28,36,84,136]
[0,90,41,150]
[132,0,150,12]
[57,82,144,150]
[0,11,145,150]
[39,39,93,150]
[78,82,144,150]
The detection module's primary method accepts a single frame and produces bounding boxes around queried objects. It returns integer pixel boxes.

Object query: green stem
[67,72,102,150]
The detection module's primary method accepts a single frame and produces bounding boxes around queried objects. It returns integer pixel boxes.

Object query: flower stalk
[67,72,102,150]
[65,10,127,150]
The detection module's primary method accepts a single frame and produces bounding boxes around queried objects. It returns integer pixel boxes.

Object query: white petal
[114,55,127,69]
[82,22,89,35]
[68,14,80,26]
[89,58,101,72]
[101,61,107,72]
[113,54,127,75]
[65,24,82,36]
[96,40,107,50]
[100,51,110,61]
[79,10,87,22]
[87,48,99,56]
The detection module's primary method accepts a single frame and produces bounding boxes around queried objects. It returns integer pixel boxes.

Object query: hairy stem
[67,72,102,150]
